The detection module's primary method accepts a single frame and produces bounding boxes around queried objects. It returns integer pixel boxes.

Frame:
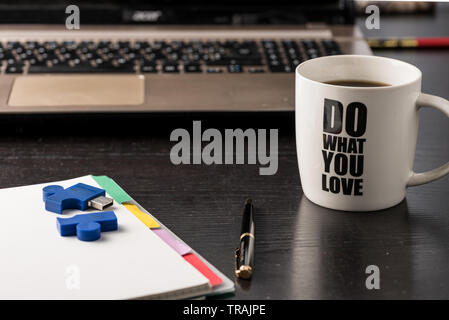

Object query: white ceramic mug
[295,55,449,211]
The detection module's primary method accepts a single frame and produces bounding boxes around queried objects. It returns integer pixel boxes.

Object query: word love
[322,98,367,196]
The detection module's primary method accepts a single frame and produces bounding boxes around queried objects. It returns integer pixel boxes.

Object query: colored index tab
[183,253,222,287]
[153,228,191,256]
[123,203,160,229]
[91,175,132,204]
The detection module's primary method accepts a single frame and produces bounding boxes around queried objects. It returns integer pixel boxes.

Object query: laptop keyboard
[0,39,341,74]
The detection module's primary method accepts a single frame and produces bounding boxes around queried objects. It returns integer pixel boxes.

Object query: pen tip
[245,198,252,205]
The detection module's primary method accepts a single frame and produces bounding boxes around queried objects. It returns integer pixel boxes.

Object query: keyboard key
[290,58,302,65]
[206,60,227,66]
[238,48,251,55]
[284,65,295,73]
[301,40,323,59]
[207,67,223,73]
[5,64,23,73]
[269,64,290,73]
[321,39,341,55]
[207,58,262,66]
[262,40,277,49]
[25,41,38,49]
[268,60,282,67]
[306,52,321,59]
[248,67,265,73]
[227,64,242,73]
[233,58,263,66]
[97,40,110,48]
[29,63,135,73]
[184,63,202,73]
[301,39,318,48]
[6,41,20,49]
[118,41,130,48]
[141,63,158,73]
[162,63,179,73]
[0,50,14,61]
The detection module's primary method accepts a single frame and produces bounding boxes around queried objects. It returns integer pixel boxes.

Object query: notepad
[0,175,234,299]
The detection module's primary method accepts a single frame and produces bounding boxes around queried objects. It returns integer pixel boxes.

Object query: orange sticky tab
[183,253,222,287]
[123,203,160,229]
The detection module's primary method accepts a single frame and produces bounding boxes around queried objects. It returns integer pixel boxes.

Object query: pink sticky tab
[183,253,223,287]
[153,228,192,256]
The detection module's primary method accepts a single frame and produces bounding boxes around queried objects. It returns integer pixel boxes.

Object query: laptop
[0,0,372,113]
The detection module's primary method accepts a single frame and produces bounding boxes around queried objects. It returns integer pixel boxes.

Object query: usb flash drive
[43,183,113,214]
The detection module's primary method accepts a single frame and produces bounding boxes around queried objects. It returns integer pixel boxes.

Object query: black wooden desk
[1,12,448,300]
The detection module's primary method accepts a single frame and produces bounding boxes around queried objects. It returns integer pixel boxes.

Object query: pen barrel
[239,201,255,268]
[235,200,255,279]
[238,234,255,268]
[240,202,254,234]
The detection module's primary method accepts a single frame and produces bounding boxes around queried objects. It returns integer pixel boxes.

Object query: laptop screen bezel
[0,0,353,25]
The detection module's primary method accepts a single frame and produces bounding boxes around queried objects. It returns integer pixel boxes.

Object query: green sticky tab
[92,175,132,204]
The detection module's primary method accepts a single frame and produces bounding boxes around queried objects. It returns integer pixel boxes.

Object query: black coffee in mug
[324,80,391,87]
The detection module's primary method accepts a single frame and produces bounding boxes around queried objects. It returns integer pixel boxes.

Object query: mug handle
[407,93,449,186]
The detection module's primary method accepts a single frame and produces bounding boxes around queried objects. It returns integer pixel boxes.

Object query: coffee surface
[324,80,391,87]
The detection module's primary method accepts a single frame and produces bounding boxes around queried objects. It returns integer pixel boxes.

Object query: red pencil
[416,37,449,47]
[368,37,449,48]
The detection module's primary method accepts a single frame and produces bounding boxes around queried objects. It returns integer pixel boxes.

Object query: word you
[322,98,367,196]
[170,121,278,175]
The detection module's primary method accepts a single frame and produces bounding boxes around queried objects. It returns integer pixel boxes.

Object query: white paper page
[0,175,210,299]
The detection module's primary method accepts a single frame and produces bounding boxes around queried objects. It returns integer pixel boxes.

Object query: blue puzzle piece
[42,185,64,201]
[43,183,106,214]
[56,211,118,241]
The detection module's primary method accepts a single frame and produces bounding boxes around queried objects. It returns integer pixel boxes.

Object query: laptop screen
[0,0,351,24]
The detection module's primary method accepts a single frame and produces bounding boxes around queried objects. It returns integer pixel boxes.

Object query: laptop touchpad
[8,75,145,107]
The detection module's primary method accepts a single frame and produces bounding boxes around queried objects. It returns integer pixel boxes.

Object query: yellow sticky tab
[123,203,160,229]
